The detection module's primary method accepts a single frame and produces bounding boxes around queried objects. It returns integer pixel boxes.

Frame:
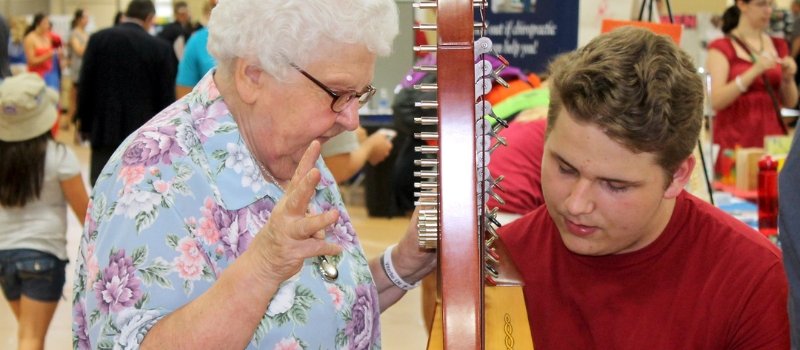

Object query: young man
[498,26,789,348]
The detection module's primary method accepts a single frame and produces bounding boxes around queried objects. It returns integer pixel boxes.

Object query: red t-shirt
[486,119,546,215]
[499,191,789,349]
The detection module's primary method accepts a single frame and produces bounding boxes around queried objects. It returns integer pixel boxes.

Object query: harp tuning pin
[413,23,437,31]
[413,1,437,9]
[415,145,439,154]
[413,45,437,53]
[485,263,499,278]
[414,101,439,109]
[414,116,439,125]
[414,182,438,189]
[413,65,438,72]
[414,132,439,141]
[414,83,438,91]
[414,158,438,167]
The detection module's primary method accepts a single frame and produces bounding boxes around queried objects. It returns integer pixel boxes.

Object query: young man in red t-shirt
[499,26,789,349]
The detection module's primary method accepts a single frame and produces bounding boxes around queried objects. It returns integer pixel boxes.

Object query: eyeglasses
[289,63,376,113]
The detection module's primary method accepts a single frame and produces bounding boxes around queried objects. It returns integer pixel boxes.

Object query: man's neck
[122,18,147,30]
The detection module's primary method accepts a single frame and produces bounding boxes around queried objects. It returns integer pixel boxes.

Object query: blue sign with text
[484,0,579,74]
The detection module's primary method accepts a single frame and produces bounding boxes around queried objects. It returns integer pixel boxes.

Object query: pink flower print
[273,337,303,350]
[153,180,171,194]
[184,216,197,228]
[86,243,99,282]
[119,165,146,190]
[176,237,205,265]
[93,250,143,314]
[84,201,97,239]
[198,198,220,244]
[174,255,203,280]
[214,245,224,257]
[326,283,345,310]
[149,166,160,176]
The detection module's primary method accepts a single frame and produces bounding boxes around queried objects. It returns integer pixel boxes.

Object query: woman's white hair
[207,0,399,79]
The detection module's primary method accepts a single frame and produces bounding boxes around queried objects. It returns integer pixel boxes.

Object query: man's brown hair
[547,26,704,182]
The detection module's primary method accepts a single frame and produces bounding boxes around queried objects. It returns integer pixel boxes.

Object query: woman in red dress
[706,0,797,174]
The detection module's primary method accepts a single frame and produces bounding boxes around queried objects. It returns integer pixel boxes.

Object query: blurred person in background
[0,73,88,350]
[158,1,194,60]
[77,0,177,186]
[175,0,218,98]
[707,0,797,174]
[63,9,89,131]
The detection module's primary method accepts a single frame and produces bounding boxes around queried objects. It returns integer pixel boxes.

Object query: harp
[410,1,534,348]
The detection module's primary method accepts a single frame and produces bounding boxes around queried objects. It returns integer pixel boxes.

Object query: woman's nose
[337,102,361,131]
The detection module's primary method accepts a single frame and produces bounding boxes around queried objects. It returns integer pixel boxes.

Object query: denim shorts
[0,249,68,302]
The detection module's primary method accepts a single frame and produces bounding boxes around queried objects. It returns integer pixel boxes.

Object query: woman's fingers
[289,141,321,190]
[282,168,321,217]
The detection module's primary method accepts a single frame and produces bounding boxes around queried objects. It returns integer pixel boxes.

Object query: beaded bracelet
[381,244,421,291]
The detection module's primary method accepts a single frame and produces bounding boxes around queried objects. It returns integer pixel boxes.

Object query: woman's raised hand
[251,141,342,284]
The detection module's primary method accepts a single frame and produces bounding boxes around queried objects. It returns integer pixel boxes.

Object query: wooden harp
[411,1,534,348]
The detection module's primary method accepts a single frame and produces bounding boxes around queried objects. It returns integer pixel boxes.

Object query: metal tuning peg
[415,101,438,109]
[485,262,499,279]
[414,182,438,190]
[414,158,439,167]
[486,206,503,228]
[414,116,438,125]
[415,145,439,154]
[414,132,439,141]
[414,170,438,179]
[413,64,437,73]
[414,83,438,91]
[413,23,437,31]
[484,245,499,264]
[413,45,437,53]
[412,0,437,9]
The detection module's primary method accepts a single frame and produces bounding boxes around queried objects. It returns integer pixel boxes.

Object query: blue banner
[483,0,580,74]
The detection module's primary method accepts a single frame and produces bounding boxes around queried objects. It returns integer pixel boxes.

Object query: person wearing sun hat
[0,73,89,349]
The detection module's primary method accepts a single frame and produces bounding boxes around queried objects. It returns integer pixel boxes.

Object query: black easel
[638,0,715,205]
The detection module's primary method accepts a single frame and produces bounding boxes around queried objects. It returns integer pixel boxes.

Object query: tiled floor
[0,127,428,349]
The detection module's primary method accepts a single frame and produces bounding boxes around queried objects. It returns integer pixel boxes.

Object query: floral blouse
[72,71,381,350]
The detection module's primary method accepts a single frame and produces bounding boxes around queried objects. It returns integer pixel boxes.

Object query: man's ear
[664,155,696,199]
[234,59,263,104]
[144,14,155,29]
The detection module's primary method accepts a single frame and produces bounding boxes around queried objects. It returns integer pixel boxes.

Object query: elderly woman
[72,0,435,349]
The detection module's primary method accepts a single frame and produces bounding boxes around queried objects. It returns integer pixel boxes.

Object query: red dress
[709,37,787,159]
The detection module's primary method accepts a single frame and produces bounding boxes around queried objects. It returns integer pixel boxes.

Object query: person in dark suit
[0,14,11,78]
[77,0,177,186]
[157,1,194,59]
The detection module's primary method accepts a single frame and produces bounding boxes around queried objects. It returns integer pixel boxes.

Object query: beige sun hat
[0,73,58,142]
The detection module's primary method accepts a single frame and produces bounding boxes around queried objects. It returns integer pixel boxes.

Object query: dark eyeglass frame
[289,63,376,113]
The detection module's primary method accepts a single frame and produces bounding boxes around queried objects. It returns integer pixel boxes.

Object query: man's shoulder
[680,193,781,264]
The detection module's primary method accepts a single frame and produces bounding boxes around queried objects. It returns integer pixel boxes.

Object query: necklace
[251,154,339,282]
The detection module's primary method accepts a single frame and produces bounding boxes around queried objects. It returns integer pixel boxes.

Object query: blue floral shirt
[73,71,381,350]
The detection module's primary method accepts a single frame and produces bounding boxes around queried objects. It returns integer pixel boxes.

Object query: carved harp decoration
[411,1,524,349]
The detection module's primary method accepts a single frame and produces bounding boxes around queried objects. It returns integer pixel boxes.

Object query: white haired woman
[72,0,435,349]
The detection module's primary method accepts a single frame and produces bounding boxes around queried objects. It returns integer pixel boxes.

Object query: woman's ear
[234,59,263,104]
